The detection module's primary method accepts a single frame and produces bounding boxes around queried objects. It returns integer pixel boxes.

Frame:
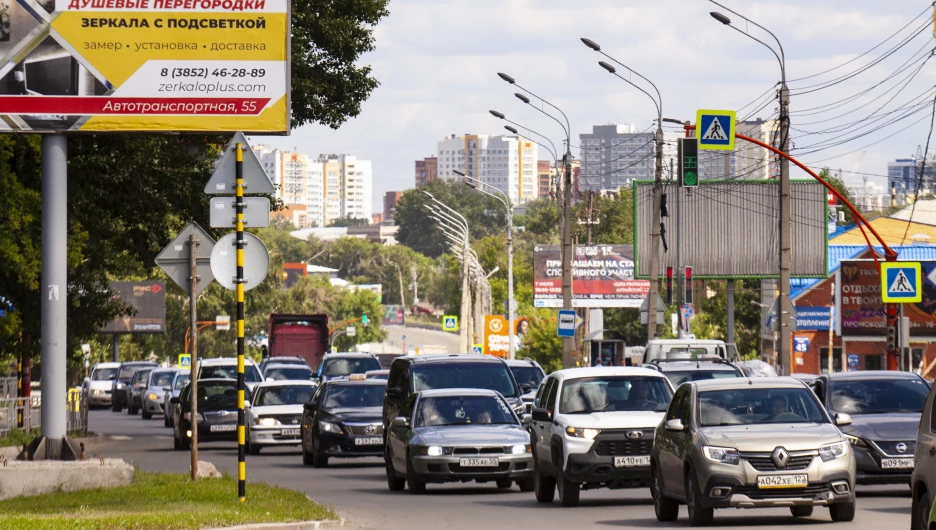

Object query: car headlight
[703,446,740,465]
[182,412,205,422]
[566,427,600,440]
[116,383,125,389]
[92,390,102,395]
[843,434,867,448]
[256,417,279,426]
[819,441,849,461]
[511,444,531,455]
[320,421,343,434]
[427,446,443,456]
[147,393,159,401]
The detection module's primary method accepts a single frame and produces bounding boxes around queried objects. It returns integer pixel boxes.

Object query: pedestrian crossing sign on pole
[696,109,736,151]
[178,354,192,370]
[881,262,922,303]
[443,315,459,332]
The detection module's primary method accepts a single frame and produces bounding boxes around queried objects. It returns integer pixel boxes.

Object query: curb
[206,521,345,530]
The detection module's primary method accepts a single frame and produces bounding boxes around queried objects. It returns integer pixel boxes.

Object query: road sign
[216,316,231,331]
[681,304,695,321]
[209,197,272,228]
[178,354,192,370]
[210,232,270,291]
[204,132,276,196]
[847,353,859,371]
[696,109,736,151]
[443,316,459,332]
[793,337,810,353]
[346,326,356,337]
[881,262,922,303]
[558,310,576,338]
[155,222,216,297]
[639,293,666,325]
[679,137,699,187]
[472,344,483,355]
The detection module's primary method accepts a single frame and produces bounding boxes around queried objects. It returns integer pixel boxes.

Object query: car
[171,378,251,450]
[246,380,318,455]
[85,362,120,408]
[908,375,936,529]
[163,370,190,427]
[196,357,264,391]
[375,353,403,370]
[791,373,819,384]
[141,369,178,420]
[736,360,778,378]
[383,354,525,432]
[315,352,382,383]
[127,367,154,415]
[365,370,389,380]
[259,356,309,373]
[505,358,546,412]
[643,357,743,387]
[300,378,387,467]
[810,371,928,486]
[262,363,315,382]
[110,361,158,412]
[530,367,674,507]
[386,388,534,494]
[651,377,856,526]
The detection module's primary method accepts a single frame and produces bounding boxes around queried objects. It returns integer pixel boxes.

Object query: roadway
[85,409,910,530]
[370,325,461,355]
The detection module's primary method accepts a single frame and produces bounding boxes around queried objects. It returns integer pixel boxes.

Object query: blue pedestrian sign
[793,337,810,353]
[442,315,459,332]
[696,109,736,151]
[881,262,922,303]
[557,310,576,338]
[471,344,483,355]
[177,354,192,370]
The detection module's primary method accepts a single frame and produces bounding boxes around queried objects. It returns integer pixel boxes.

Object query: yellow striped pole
[235,142,246,501]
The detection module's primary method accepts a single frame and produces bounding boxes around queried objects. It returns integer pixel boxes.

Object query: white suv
[530,367,674,507]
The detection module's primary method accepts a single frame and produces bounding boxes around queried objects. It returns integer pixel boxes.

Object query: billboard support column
[111,334,119,362]
[726,279,735,355]
[188,233,200,481]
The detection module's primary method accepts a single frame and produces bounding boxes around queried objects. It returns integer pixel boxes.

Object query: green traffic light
[361,314,368,325]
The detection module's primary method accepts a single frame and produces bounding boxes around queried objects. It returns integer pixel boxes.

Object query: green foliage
[515,309,562,373]
[327,216,370,227]
[819,168,855,225]
[688,280,761,357]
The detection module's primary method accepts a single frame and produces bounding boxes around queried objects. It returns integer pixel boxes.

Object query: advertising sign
[533,245,649,308]
[0,0,288,132]
[794,306,833,331]
[99,280,167,333]
[483,315,509,358]
[793,337,810,353]
[838,260,936,337]
[381,305,405,326]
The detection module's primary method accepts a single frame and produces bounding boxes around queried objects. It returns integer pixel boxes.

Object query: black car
[301,379,387,467]
[110,361,158,412]
[171,378,251,450]
[315,353,382,382]
[810,370,930,485]
[642,357,743,387]
[127,367,154,415]
[505,358,546,412]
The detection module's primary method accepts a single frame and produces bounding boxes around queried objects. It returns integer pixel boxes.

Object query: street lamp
[489,110,559,163]
[582,37,666,342]
[423,192,472,352]
[709,0,791,375]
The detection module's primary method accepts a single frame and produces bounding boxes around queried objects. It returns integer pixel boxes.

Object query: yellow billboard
[0,0,288,132]
[483,315,509,359]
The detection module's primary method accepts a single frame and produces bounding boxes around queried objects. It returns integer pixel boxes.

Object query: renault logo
[626,431,644,439]
[772,447,790,469]
[896,443,908,454]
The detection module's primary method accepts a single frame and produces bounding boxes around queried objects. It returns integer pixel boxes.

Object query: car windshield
[195,382,249,411]
[267,358,307,366]
[118,364,152,381]
[698,387,828,427]
[254,385,316,406]
[133,370,152,384]
[412,362,518,398]
[322,384,385,408]
[150,372,175,388]
[559,376,672,414]
[91,368,118,381]
[665,369,740,387]
[510,366,544,389]
[200,364,262,383]
[174,373,190,390]
[415,395,517,427]
[366,372,389,380]
[829,378,929,414]
[665,347,711,358]
[264,366,313,381]
[322,357,381,377]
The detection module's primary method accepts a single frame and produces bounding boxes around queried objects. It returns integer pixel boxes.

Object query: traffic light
[679,138,699,188]
[666,267,674,305]
[886,323,897,352]
[884,303,899,353]
[685,267,693,305]
[361,314,368,325]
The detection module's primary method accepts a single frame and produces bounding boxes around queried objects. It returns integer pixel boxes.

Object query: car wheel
[496,479,513,489]
[312,439,328,468]
[829,499,856,523]
[164,414,171,428]
[301,437,315,467]
[913,489,931,530]
[173,429,182,450]
[142,407,152,420]
[385,446,406,491]
[652,464,679,522]
[518,478,535,492]
[555,452,580,508]
[790,506,813,517]
[685,469,714,527]
[112,399,121,412]
[406,451,426,494]
[533,455,556,503]
[247,438,261,456]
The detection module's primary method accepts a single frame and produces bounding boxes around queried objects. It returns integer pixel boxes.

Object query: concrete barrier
[0,458,134,500]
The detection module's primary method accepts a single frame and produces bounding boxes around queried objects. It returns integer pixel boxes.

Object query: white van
[641,339,730,364]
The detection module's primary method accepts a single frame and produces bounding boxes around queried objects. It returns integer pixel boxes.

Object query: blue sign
[557,310,576,338]
[881,262,922,303]
[793,337,810,353]
[695,109,736,151]
[847,354,859,371]
[795,306,834,331]
[471,344,483,355]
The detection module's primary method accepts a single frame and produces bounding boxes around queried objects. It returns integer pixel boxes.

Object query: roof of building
[888,200,936,226]
[830,216,936,246]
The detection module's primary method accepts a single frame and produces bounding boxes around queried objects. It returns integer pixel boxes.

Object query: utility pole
[461,239,472,353]
[561,149,576,368]
[828,281,835,374]
[647,123,665,341]
[778,79,792,376]
[188,233,200,480]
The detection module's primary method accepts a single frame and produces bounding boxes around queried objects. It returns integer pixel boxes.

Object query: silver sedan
[385,388,534,494]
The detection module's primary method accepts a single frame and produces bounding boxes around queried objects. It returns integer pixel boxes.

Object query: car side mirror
[386,387,403,397]
[521,414,533,425]
[531,408,551,422]
[665,419,685,432]
[169,397,180,405]
[163,386,172,392]
[391,416,410,428]
[303,402,317,412]
[834,413,852,427]
[520,384,532,394]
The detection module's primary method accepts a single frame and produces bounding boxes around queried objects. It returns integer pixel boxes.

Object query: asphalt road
[381,325,460,354]
[85,409,911,530]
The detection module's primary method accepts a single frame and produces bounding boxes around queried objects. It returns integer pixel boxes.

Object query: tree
[327,216,370,228]
[820,168,856,225]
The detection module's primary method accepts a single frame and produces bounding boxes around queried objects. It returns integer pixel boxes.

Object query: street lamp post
[582,38,666,342]
[423,193,472,352]
[710,2,791,375]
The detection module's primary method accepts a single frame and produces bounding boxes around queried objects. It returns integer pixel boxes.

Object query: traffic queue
[88,347,936,528]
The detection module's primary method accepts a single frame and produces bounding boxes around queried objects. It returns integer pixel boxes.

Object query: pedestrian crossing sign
[881,262,922,303]
[443,315,459,332]
[696,109,736,151]
[178,354,192,370]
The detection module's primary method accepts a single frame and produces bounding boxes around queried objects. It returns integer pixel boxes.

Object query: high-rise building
[888,153,936,196]
[538,159,582,198]
[436,134,538,203]
[415,156,438,187]
[736,118,781,180]
[384,191,403,222]
[318,154,372,225]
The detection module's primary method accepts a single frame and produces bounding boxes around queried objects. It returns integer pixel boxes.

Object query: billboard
[483,315,509,358]
[838,260,936,337]
[533,245,650,308]
[0,0,288,132]
[634,181,828,278]
[99,281,166,333]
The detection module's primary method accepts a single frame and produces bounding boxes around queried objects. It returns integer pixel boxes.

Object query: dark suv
[110,361,158,412]
[316,353,382,383]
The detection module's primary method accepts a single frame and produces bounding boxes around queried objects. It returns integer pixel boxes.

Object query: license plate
[757,474,808,489]
[459,457,499,467]
[280,429,300,437]
[209,424,236,432]
[353,437,382,446]
[614,456,651,467]
[881,458,915,469]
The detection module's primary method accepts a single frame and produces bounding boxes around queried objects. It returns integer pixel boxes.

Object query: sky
[253,0,936,213]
